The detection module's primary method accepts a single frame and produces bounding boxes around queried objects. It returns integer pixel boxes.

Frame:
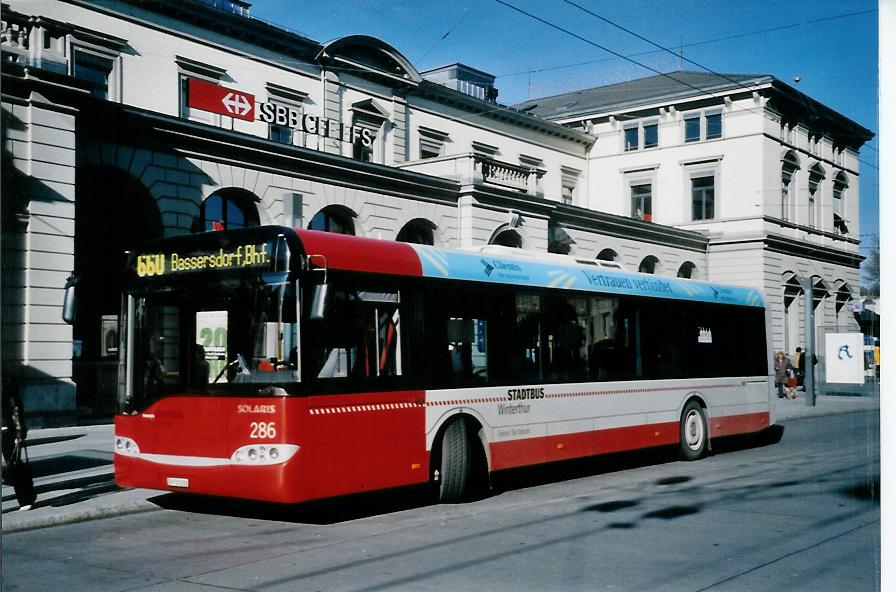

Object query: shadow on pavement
[145,426,786,525]
[27,453,112,479]
[24,434,85,447]
[149,483,435,526]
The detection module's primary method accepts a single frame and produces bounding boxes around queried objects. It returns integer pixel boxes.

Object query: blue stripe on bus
[410,245,765,308]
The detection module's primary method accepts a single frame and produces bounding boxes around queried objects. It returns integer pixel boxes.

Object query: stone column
[1,93,78,426]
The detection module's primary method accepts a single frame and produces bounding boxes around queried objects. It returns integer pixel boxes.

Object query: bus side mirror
[62,274,80,325]
[309,282,330,321]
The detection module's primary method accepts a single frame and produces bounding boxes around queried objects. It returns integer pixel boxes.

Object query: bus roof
[295,229,765,308]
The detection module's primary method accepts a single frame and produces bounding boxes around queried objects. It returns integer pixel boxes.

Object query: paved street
[0,396,880,592]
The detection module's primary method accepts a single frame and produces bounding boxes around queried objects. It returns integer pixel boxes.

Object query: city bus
[111,226,773,503]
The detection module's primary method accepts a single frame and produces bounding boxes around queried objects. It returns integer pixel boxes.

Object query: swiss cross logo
[187,78,255,121]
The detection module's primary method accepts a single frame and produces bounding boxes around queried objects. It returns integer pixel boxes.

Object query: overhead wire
[495,9,876,79]
[561,0,784,97]
[493,0,770,119]
[556,1,877,151]
[494,0,875,155]
[416,5,475,66]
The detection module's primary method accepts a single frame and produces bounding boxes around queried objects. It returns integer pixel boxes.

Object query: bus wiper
[213,354,249,383]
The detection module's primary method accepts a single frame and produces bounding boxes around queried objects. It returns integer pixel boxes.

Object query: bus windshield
[125,273,299,411]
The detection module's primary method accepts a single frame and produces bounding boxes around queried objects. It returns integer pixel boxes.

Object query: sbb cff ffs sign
[185,78,373,148]
[188,78,255,121]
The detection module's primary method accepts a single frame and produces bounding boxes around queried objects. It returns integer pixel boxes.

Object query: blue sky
[251,0,879,260]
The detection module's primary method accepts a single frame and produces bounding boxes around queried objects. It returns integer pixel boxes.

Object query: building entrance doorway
[73,166,162,421]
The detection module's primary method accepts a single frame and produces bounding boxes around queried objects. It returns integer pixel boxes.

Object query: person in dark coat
[797,346,818,390]
[1,374,27,463]
[2,371,35,510]
[773,351,794,399]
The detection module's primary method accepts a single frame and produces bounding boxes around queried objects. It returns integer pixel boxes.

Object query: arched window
[781,150,800,222]
[835,282,853,315]
[677,262,697,279]
[490,228,523,248]
[833,172,849,234]
[308,205,356,235]
[834,281,855,330]
[782,272,803,354]
[639,255,660,274]
[808,163,826,229]
[396,219,436,245]
[548,224,573,255]
[596,248,618,262]
[199,189,260,232]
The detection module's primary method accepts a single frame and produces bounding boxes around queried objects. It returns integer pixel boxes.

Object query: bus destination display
[135,242,272,277]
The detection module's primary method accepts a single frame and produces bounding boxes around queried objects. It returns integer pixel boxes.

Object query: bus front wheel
[679,401,707,461]
[438,420,472,503]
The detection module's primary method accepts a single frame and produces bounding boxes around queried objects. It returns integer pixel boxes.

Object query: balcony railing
[1,11,68,72]
[398,152,544,197]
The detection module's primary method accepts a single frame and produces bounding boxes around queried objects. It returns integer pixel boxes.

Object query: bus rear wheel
[438,419,473,503]
[679,401,707,461]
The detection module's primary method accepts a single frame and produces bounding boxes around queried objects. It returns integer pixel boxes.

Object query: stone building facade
[1,0,871,425]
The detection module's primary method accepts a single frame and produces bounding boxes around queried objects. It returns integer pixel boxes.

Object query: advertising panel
[825,332,865,384]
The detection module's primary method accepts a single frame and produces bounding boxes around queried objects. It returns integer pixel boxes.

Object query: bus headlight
[230,444,299,465]
[115,436,140,457]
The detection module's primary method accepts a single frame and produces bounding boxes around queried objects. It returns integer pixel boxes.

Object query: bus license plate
[167,477,189,488]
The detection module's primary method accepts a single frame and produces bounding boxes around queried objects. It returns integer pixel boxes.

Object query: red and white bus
[113,226,773,503]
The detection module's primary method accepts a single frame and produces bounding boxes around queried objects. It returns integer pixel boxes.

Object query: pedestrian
[792,347,803,385]
[798,346,818,390]
[773,351,794,399]
[2,372,36,510]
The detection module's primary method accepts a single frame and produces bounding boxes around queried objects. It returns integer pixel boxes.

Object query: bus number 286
[250,422,276,439]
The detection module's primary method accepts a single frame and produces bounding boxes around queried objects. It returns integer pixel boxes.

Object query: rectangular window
[643,123,658,148]
[684,116,701,142]
[269,121,293,145]
[624,126,639,151]
[631,184,652,221]
[419,127,448,160]
[691,175,715,220]
[307,281,402,385]
[352,120,380,162]
[175,57,228,124]
[179,75,218,124]
[561,167,580,206]
[426,283,498,387]
[705,112,722,139]
[623,121,658,151]
[685,111,722,143]
[561,185,574,205]
[418,281,766,387]
[542,295,589,383]
[73,50,113,100]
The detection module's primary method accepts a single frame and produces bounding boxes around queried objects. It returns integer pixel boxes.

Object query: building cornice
[73,100,463,206]
[412,81,595,146]
[759,233,862,268]
[763,216,860,246]
[553,205,708,253]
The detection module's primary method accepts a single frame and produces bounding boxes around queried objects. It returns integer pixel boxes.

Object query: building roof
[514,71,772,120]
[514,70,873,149]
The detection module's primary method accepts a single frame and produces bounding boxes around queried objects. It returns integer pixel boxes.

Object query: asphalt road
[1,411,880,592]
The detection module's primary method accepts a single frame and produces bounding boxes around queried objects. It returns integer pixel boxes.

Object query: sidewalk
[1,394,880,533]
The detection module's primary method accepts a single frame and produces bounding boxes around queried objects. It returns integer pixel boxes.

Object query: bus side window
[311,285,403,384]
[445,317,488,384]
[426,285,489,388]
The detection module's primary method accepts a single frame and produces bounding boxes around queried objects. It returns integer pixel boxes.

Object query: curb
[2,496,161,533]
